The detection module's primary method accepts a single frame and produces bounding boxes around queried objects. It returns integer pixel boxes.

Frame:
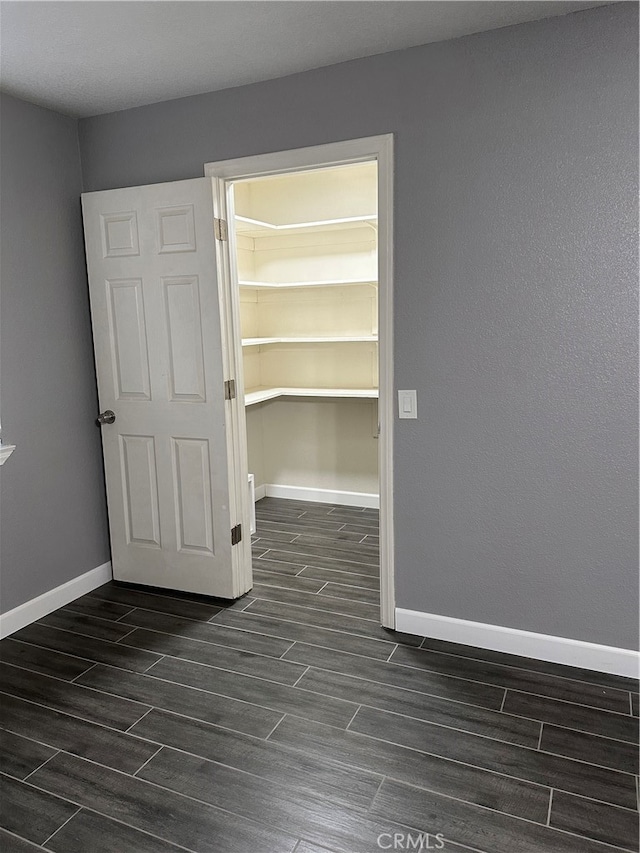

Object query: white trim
[395,608,640,678]
[0,561,113,639]
[205,134,395,627]
[376,134,395,629]
[0,444,16,465]
[205,137,392,180]
[261,483,379,509]
[254,483,267,501]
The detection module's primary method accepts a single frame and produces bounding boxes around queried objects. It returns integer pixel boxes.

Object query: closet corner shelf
[244,387,379,406]
[242,336,377,348]
[235,213,377,237]
[238,279,377,290]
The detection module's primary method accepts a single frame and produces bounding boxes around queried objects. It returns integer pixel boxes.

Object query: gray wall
[0,93,110,614]
[78,3,638,649]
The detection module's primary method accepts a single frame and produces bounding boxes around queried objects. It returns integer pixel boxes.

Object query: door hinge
[214,218,228,241]
[224,379,236,400]
[231,524,242,546]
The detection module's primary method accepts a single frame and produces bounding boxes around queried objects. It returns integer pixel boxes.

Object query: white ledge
[245,387,379,406]
[238,279,377,289]
[0,444,16,466]
[242,335,377,347]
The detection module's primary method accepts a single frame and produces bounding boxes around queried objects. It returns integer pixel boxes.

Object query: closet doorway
[206,136,394,627]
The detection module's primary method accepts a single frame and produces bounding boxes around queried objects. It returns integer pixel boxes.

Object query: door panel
[106,278,151,399]
[82,178,248,598]
[120,434,161,548]
[163,276,206,401]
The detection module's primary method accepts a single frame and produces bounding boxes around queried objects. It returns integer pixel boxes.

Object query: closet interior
[231,161,379,512]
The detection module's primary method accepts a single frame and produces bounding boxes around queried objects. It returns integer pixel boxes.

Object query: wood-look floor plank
[0,729,55,781]
[0,829,44,852]
[256,506,305,520]
[631,693,638,717]
[0,663,150,732]
[293,842,339,853]
[257,548,380,576]
[252,557,306,576]
[297,565,380,590]
[291,533,379,559]
[503,690,640,745]
[45,809,189,853]
[117,627,305,685]
[540,725,639,775]
[282,642,505,710]
[0,694,159,775]
[256,516,345,534]
[211,608,395,661]
[550,790,639,851]
[419,637,640,694]
[0,773,78,846]
[281,527,366,544]
[252,529,301,543]
[249,584,380,621]
[11,624,161,674]
[63,595,135,621]
[137,746,419,853]
[350,705,638,809]
[89,585,222,622]
[38,611,135,643]
[296,667,540,746]
[129,708,381,811]
[0,639,92,682]
[391,645,630,713]
[256,538,379,567]
[76,664,282,739]
[268,714,550,822]
[244,598,421,645]
[117,607,293,658]
[371,778,627,853]
[338,521,381,535]
[252,568,326,594]
[30,752,297,853]
[327,506,378,520]
[319,583,379,605]
[144,656,358,729]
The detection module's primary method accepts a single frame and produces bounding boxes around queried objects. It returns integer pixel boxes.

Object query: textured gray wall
[0,93,110,614]
[78,4,638,649]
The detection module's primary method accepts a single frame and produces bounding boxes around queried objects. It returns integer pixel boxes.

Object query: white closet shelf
[235,213,377,238]
[244,387,379,406]
[239,279,377,290]
[242,335,377,347]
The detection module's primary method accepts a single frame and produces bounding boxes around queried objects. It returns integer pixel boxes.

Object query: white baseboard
[395,608,640,679]
[261,483,379,509]
[253,483,267,501]
[0,561,113,639]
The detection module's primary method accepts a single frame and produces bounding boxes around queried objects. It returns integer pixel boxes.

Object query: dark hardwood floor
[0,497,638,852]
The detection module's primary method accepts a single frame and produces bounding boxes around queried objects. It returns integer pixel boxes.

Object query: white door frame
[205,135,395,628]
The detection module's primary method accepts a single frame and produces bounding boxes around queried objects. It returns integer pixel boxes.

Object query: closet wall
[233,163,380,502]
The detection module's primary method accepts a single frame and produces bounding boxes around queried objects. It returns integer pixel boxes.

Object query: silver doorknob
[97,410,116,425]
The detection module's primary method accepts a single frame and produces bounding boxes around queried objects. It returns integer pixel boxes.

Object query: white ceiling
[0,1,613,118]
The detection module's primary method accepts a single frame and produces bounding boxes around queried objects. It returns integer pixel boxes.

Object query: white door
[82,178,250,598]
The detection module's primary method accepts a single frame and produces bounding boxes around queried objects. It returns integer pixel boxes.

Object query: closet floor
[0,497,638,853]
